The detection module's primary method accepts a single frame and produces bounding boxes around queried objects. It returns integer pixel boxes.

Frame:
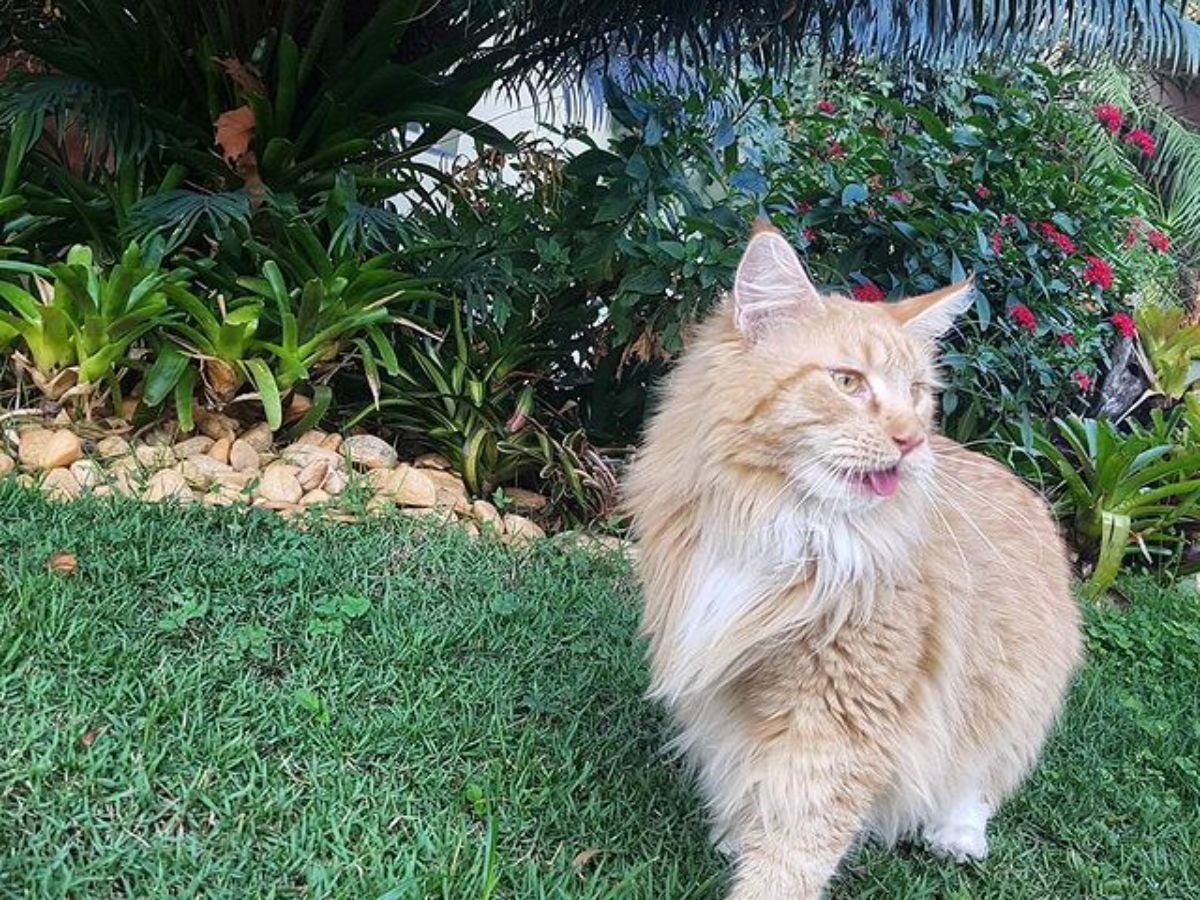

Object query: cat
[624,221,1083,899]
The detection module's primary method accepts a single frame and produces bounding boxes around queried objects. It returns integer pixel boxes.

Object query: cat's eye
[830,370,865,395]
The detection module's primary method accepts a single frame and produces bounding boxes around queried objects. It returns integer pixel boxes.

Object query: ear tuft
[733,226,822,339]
[887,278,975,342]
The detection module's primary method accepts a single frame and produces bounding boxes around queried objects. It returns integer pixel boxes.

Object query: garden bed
[1,487,1197,897]
[0,413,609,548]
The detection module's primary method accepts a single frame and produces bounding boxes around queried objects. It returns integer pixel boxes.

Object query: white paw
[924,822,989,863]
[714,837,741,859]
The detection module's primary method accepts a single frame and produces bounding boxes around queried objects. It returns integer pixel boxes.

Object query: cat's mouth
[854,464,902,498]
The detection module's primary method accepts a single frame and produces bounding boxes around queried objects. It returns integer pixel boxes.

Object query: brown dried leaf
[214,106,256,164]
[81,724,108,747]
[214,58,266,95]
[571,848,602,869]
[47,552,77,576]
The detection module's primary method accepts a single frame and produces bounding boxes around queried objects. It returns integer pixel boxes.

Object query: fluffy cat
[624,222,1082,899]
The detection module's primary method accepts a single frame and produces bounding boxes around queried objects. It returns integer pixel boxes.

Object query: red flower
[1008,303,1037,332]
[795,200,812,214]
[989,230,1003,255]
[889,189,911,204]
[1148,229,1169,253]
[1057,332,1077,346]
[1083,255,1113,290]
[827,139,845,159]
[1037,222,1077,255]
[802,227,817,242]
[852,281,886,303]
[817,99,836,115]
[1110,311,1136,338]
[999,213,1017,228]
[1093,103,1123,135]
[975,184,990,199]
[1123,128,1156,157]
[1123,228,1138,249]
[1073,370,1093,391]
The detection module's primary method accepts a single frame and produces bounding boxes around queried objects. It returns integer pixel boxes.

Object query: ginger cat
[625,223,1082,899]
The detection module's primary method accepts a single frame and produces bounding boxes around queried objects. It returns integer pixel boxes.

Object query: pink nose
[894,434,925,456]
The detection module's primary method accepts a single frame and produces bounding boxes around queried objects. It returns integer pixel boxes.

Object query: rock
[142,425,178,447]
[95,435,132,458]
[297,459,330,492]
[197,410,238,442]
[296,430,327,446]
[255,463,303,504]
[134,444,176,470]
[343,434,397,469]
[280,443,343,470]
[369,464,436,507]
[144,468,191,503]
[300,488,331,506]
[213,470,255,492]
[471,499,504,533]
[253,498,301,512]
[0,452,13,478]
[240,422,274,452]
[16,473,36,489]
[69,459,102,490]
[414,452,452,471]
[321,433,343,452]
[41,467,81,501]
[110,469,139,497]
[426,469,471,512]
[461,521,481,539]
[173,436,214,459]
[203,489,240,507]
[323,467,348,496]
[229,439,260,473]
[207,437,232,464]
[503,513,545,545]
[178,456,233,490]
[284,393,313,424]
[92,485,113,498]
[19,429,83,471]
[504,487,549,512]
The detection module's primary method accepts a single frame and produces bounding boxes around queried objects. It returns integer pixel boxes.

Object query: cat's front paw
[924,822,989,863]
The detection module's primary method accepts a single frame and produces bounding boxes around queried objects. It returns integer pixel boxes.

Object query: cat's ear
[887,278,975,341]
[733,222,822,338]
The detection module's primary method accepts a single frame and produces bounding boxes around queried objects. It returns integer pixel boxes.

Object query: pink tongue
[865,467,901,497]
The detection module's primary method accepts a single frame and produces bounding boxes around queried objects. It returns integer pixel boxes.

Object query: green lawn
[1,483,1198,899]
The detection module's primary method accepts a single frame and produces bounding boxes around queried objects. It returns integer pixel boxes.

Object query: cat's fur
[625,223,1082,899]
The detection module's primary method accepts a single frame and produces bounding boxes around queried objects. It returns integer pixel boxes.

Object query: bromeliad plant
[348,305,617,517]
[0,242,172,412]
[145,253,438,431]
[1134,303,1200,401]
[1013,411,1200,599]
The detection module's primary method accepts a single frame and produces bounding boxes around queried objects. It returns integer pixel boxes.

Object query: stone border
[0,414,586,548]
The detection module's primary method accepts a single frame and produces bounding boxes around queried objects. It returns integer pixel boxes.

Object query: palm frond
[485,0,1200,83]
[1089,63,1200,258]
[0,73,171,169]
[123,190,253,252]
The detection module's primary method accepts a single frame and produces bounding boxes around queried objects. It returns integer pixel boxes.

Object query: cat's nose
[893,434,925,456]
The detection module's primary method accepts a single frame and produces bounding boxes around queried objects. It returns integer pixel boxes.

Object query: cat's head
[718,222,973,512]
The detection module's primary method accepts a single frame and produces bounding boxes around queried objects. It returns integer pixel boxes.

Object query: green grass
[1,483,1198,899]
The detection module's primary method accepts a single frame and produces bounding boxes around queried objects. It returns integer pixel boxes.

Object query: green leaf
[242,357,283,430]
[143,345,189,406]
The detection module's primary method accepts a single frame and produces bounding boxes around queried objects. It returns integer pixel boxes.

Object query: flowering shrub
[419,64,1181,448]
[653,65,1177,441]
